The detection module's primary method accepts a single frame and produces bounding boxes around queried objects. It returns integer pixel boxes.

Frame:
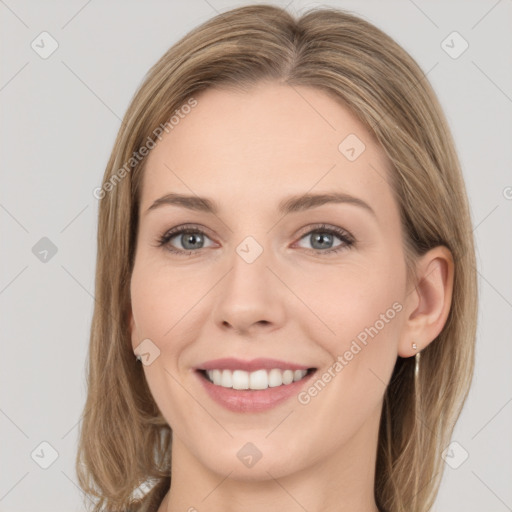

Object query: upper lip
[195,358,314,372]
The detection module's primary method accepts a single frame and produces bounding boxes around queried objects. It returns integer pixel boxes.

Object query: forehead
[140,83,395,216]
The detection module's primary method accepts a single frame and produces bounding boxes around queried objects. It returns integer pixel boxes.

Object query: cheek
[292,271,404,441]
[130,265,199,430]
[130,270,165,350]
[294,254,405,419]
[296,257,404,354]
[130,261,204,351]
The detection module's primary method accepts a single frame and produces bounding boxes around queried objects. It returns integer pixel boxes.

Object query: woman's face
[130,82,412,481]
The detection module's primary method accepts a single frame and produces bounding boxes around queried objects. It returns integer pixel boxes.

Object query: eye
[156,224,215,255]
[155,223,355,256]
[294,224,355,255]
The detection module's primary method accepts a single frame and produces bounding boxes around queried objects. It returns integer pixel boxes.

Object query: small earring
[135,353,142,363]
[412,342,421,378]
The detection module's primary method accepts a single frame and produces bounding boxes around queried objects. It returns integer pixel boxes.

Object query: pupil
[183,233,203,249]
[313,233,332,249]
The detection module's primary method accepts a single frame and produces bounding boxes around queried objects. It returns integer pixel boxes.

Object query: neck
[159,405,382,512]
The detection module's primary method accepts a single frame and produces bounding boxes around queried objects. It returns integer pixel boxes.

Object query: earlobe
[398,246,454,358]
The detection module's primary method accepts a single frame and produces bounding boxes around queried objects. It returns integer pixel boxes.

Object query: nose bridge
[212,231,285,333]
[227,232,274,300]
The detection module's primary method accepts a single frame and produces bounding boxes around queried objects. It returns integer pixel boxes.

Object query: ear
[397,246,454,358]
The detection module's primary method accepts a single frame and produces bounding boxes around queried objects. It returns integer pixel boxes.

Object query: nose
[212,241,287,336]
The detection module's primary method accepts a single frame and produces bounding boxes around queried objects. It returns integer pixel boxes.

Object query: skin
[129,82,454,512]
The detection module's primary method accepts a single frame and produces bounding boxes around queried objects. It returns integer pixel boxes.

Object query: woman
[76,4,477,512]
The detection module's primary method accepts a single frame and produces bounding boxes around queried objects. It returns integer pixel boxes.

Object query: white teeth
[268,368,283,387]
[293,370,305,382]
[249,369,268,390]
[204,368,309,390]
[212,369,222,385]
[232,370,249,390]
[282,369,294,385]
[221,369,232,387]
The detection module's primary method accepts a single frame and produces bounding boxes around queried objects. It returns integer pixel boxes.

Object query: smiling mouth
[197,368,317,390]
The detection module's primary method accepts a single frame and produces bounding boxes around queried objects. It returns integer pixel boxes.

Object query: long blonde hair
[76,5,478,511]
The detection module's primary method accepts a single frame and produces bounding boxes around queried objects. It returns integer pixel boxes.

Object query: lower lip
[195,370,316,413]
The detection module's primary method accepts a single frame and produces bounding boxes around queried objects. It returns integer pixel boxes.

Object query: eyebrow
[145,191,376,217]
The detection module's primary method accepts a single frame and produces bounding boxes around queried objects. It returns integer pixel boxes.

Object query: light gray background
[1,0,511,511]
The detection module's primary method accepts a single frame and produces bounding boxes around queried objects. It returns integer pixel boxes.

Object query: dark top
[127,477,170,512]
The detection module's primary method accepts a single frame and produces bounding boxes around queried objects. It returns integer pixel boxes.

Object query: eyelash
[155,223,355,257]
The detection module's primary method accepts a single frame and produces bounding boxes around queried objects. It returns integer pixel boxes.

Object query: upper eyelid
[163,223,348,235]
